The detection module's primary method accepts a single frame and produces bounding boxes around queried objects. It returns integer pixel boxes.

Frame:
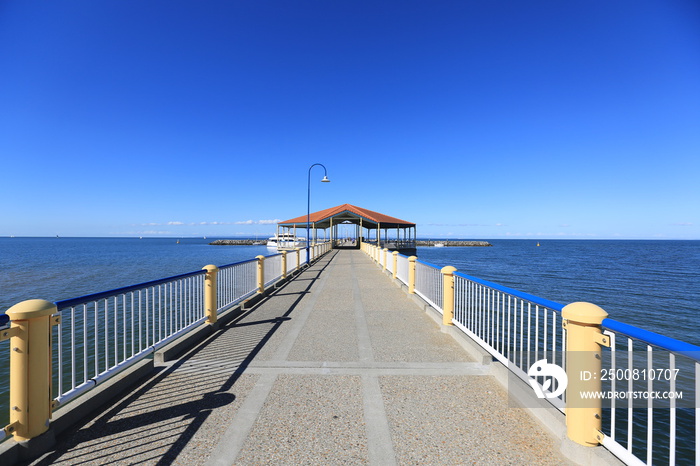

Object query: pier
[1,241,698,465]
[2,250,575,465]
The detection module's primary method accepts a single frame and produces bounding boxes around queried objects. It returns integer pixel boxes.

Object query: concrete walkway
[31,250,569,465]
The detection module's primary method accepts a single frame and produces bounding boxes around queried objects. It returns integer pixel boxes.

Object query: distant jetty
[209,239,265,246]
[417,240,492,247]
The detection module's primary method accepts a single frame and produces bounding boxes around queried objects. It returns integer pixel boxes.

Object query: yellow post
[392,251,399,279]
[202,265,219,324]
[382,248,388,271]
[441,266,457,326]
[295,248,301,271]
[408,256,417,294]
[562,302,609,447]
[281,251,287,279]
[6,299,56,441]
[256,255,265,293]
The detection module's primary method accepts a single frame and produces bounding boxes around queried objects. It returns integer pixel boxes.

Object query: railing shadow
[33,251,338,465]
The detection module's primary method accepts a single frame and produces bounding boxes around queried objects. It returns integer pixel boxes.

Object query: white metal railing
[53,270,206,408]
[217,259,258,311]
[396,254,409,285]
[453,273,566,410]
[263,254,283,287]
[286,251,297,275]
[598,321,699,466]
[414,260,443,312]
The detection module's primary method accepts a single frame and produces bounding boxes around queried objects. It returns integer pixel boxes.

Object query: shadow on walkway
[31,252,338,466]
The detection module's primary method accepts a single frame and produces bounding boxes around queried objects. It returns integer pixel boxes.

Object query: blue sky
[1,1,698,239]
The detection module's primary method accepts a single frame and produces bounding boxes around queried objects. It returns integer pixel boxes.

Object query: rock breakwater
[209,239,265,245]
[416,240,492,247]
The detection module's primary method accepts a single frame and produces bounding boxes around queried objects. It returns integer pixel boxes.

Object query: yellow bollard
[392,251,399,279]
[6,299,57,441]
[202,265,218,325]
[281,251,287,279]
[562,302,609,447]
[383,248,388,271]
[408,256,417,294]
[295,248,301,272]
[256,255,265,293]
[441,266,457,326]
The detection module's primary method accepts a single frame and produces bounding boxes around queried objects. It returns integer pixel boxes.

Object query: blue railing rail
[218,257,258,269]
[602,317,700,362]
[454,271,565,312]
[54,269,207,310]
[414,258,443,270]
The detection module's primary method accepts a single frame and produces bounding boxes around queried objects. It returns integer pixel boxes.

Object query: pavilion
[277,203,417,254]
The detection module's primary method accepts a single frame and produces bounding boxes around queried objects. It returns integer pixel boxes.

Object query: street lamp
[307,163,330,264]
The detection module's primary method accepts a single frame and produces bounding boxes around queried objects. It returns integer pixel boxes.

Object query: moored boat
[266,233,306,250]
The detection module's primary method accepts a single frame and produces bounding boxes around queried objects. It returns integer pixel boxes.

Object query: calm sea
[1,237,698,345]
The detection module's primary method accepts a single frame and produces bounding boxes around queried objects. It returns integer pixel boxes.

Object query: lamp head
[321,176,330,183]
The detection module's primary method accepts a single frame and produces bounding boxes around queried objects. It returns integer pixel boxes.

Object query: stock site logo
[528,359,568,399]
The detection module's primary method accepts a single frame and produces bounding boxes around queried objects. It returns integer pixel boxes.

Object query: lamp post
[307,163,330,264]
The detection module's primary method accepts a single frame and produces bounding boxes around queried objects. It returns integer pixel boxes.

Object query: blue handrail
[55,269,207,309]
[603,318,700,362]
[415,259,444,270]
[218,258,258,270]
[454,271,565,312]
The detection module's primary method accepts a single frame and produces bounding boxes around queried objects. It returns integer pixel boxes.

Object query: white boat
[266,233,307,250]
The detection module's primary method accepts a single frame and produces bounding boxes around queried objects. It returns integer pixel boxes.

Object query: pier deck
[30,250,569,465]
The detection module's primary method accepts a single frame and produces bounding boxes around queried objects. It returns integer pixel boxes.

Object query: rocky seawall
[209,239,265,245]
[416,240,492,247]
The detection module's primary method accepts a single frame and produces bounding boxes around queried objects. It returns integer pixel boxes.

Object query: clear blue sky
[2,1,698,239]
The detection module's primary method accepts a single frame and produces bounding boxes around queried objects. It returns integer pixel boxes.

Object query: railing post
[408,256,417,294]
[5,299,57,441]
[281,251,287,279]
[256,255,265,293]
[295,248,301,272]
[392,251,399,279]
[441,266,457,326]
[382,248,388,271]
[202,265,218,325]
[562,302,609,447]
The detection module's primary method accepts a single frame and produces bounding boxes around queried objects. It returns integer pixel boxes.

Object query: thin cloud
[140,219,282,226]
